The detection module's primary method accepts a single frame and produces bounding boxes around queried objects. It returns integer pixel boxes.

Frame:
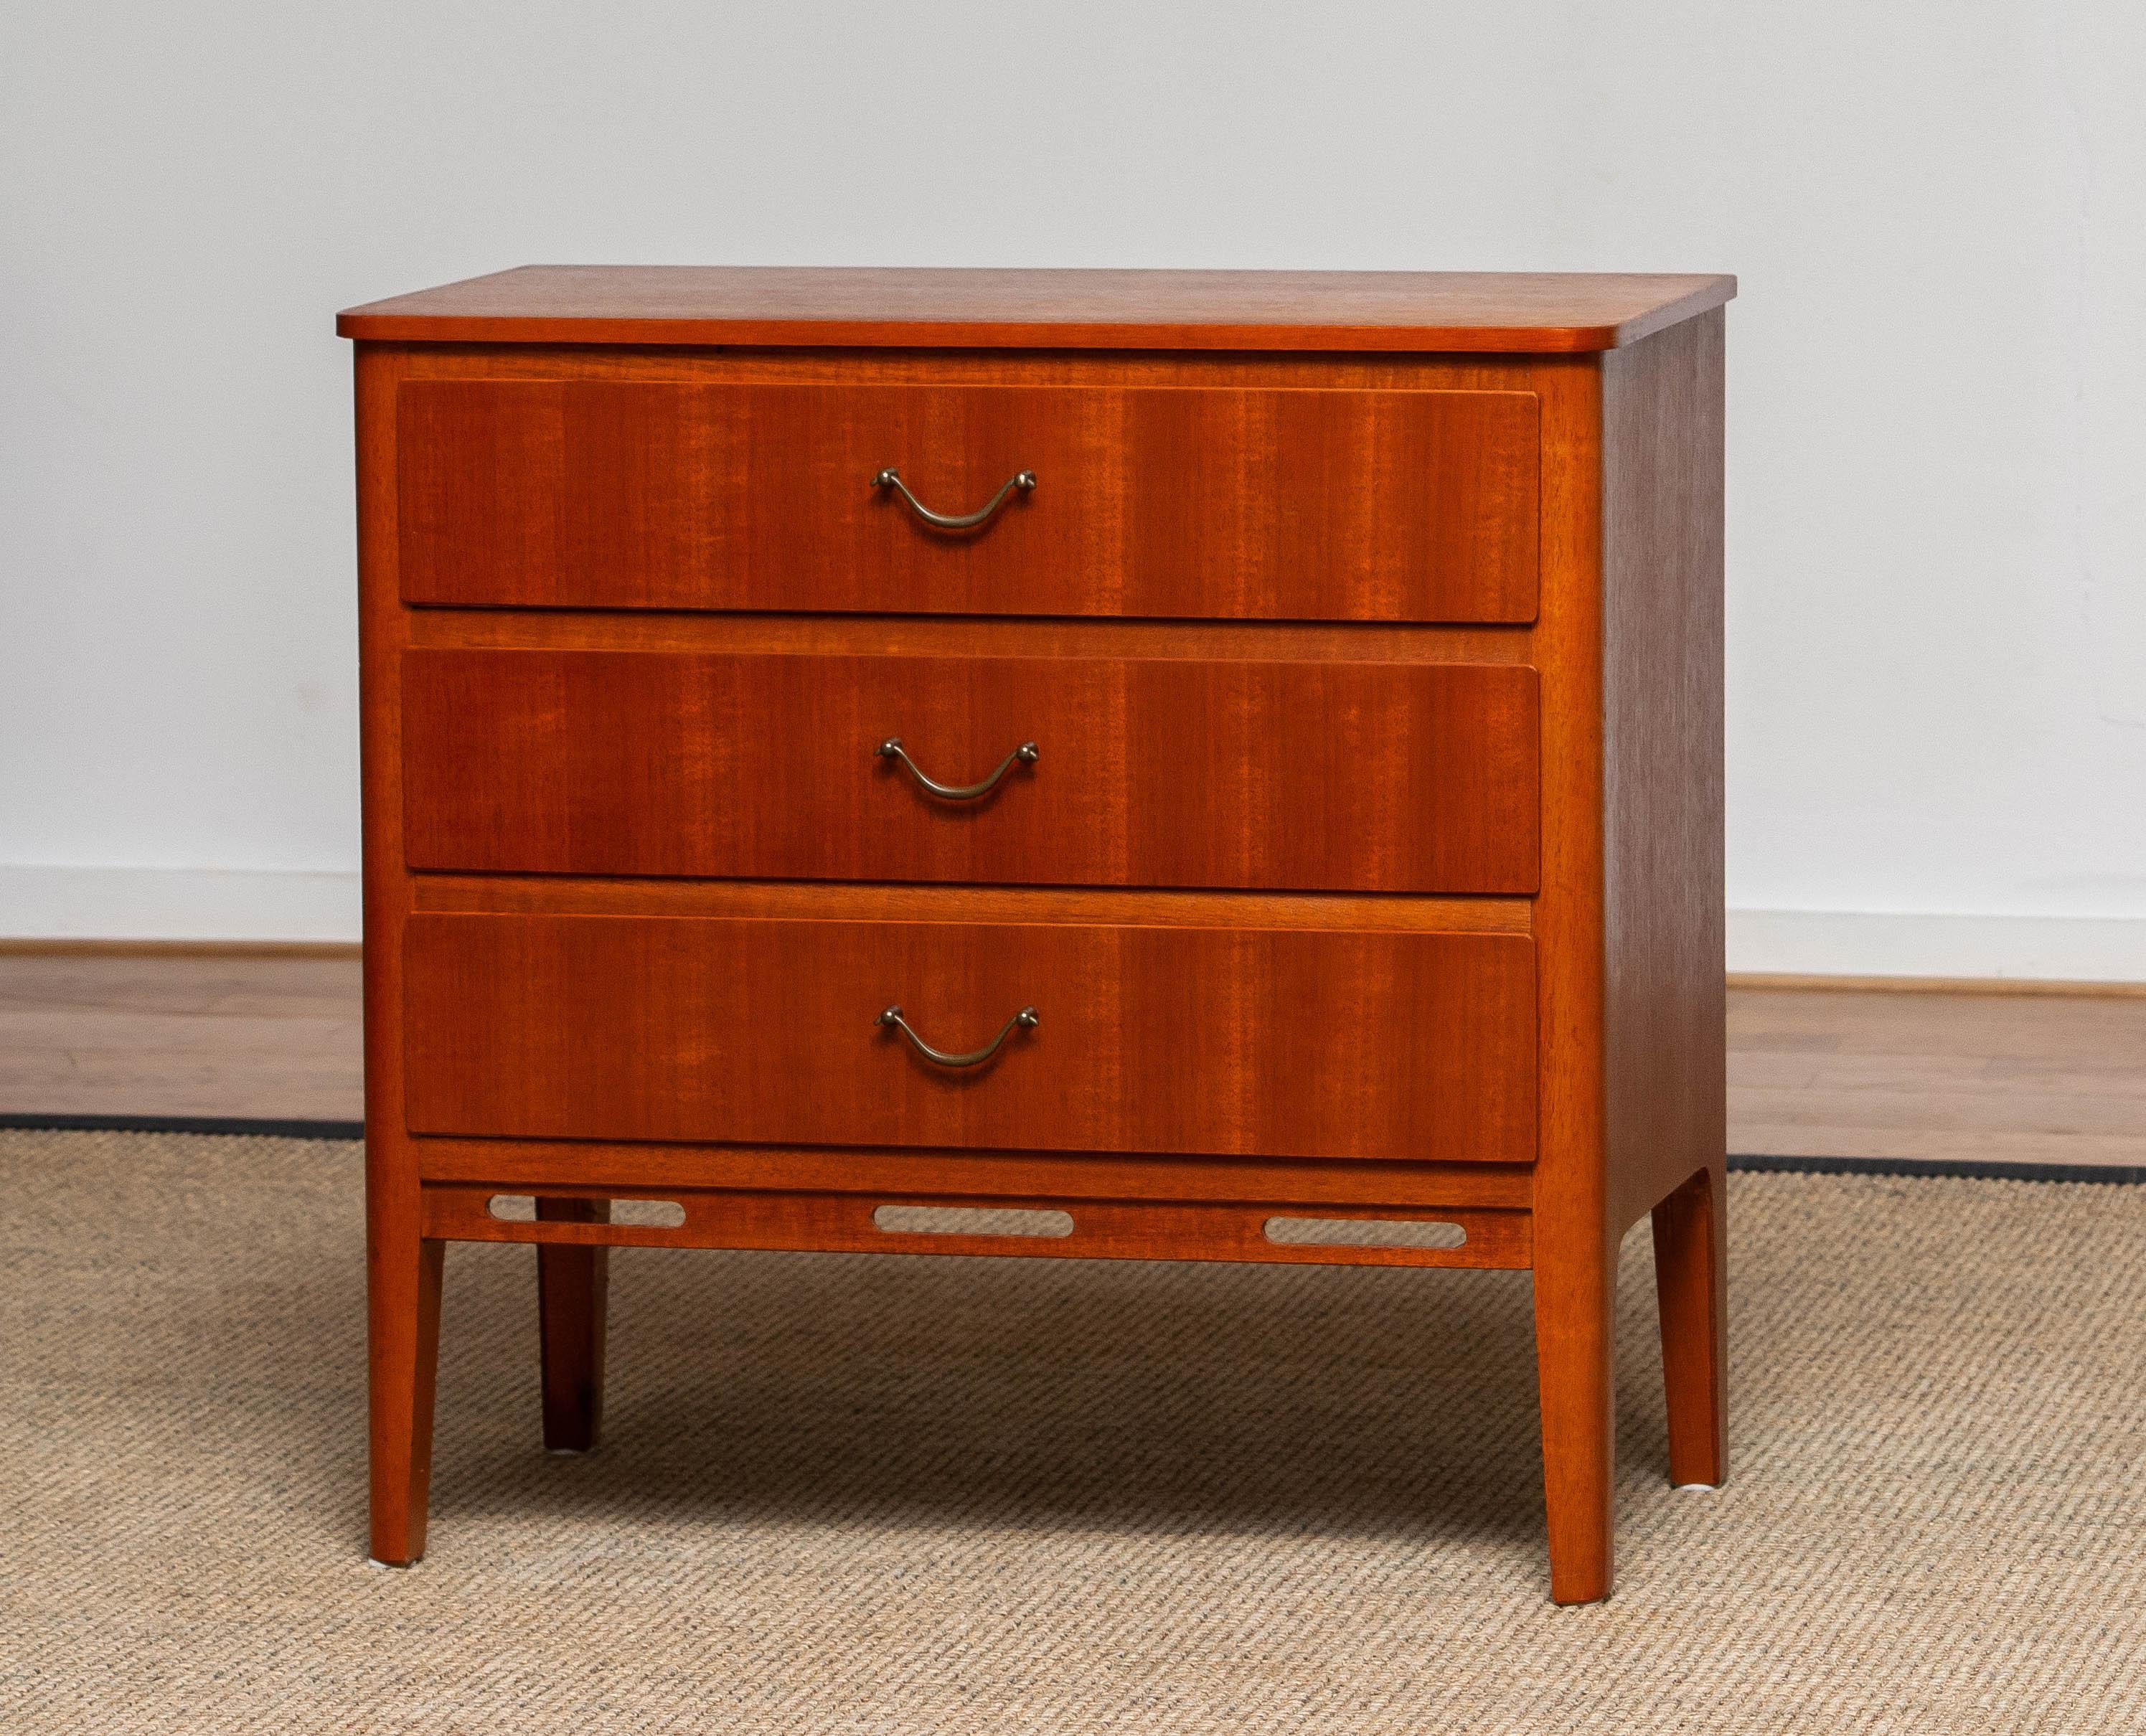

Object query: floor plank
[1,952,2140,1166]
[1727,986,2146,1166]
[0,952,364,1122]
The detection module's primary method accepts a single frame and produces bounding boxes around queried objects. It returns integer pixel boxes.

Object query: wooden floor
[1730,984,2144,1166]
[1,950,2141,1166]
[0,950,364,1123]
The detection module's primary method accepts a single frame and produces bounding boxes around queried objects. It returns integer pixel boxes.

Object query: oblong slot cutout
[1263,1216,1467,1250]
[874,1204,1075,1239]
[487,1194,537,1222]
[611,1198,686,1229]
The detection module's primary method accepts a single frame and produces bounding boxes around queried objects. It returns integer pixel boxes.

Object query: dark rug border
[1,1113,2139,1185]
[1727,1151,2142,1186]
[0,1112,367,1141]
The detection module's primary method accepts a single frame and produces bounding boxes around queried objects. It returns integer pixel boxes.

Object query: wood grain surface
[401,648,1540,893]
[329,280,1741,1600]
[1602,313,1729,1497]
[12,953,2135,1171]
[1600,308,1727,1238]
[0,950,362,1121]
[403,603,1535,667]
[407,874,1534,933]
[1492,343,1617,1602]
[408,1136,1535,1211]
[395,377,1539,621]
[339,264,1736,352]
[534,1197,608,1452]
[354,341,433,1565]
[421,1184,1533,1271]
[400,910,1538,1164]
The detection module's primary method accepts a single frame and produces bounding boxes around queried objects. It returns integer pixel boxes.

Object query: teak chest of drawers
[339,265,1733,1604]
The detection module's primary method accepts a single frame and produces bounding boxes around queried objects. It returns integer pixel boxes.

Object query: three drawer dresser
[338,265,1733,1603]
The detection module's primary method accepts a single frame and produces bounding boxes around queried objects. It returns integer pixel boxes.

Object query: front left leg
[370,1233,446,1565]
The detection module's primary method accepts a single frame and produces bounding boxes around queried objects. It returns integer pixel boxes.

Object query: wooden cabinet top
[337,265,1734,353]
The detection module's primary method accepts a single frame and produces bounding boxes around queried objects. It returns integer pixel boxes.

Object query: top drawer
[395,379,1539,622]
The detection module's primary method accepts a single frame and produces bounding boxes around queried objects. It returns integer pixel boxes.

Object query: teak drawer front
[402,649,1540,894]
[396,379,1539,622]
[401,912,1537,1164]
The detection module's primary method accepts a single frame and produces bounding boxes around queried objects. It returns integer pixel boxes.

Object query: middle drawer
[403,648,1540,895]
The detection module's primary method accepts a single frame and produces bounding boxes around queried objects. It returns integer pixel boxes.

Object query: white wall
[4,2,2143,974]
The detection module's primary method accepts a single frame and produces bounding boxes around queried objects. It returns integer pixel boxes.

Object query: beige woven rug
[3,1129,2142,1733]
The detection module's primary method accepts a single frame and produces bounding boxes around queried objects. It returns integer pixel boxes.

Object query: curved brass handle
[873,466,1036,529]
[876,737,1037,801]
[876,1004,1038,1068]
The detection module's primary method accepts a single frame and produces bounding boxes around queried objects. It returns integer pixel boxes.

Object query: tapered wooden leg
[536,1198,611,1453]
[369,1233,446,1566]
[1652,1163,1727,1489]
[1535,1243,1616,1604]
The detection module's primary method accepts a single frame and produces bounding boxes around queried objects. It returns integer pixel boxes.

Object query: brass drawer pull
[872,466,1036,529]
[876,737,1037,801]
[876,1004,1038,1068]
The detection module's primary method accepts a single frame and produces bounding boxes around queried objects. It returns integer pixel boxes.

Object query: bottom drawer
[403,911,1537,1164]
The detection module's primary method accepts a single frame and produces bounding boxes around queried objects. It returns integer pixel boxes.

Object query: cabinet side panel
[356,344,412,1170]
[1600,310,1727,1233]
